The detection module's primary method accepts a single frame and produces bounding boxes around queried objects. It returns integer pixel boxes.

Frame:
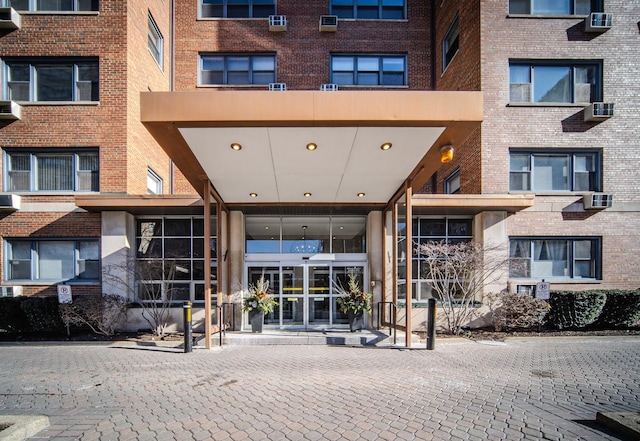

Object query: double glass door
[246,262,365,329]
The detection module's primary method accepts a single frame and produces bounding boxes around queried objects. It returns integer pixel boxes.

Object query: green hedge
[549,290,640,330]
[0,296,65,334]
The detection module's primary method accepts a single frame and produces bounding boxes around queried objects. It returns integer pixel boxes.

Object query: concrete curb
[0,415,49,441]
[596,412,640,440]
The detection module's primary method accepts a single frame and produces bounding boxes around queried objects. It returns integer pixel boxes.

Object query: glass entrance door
[247,262,365,329]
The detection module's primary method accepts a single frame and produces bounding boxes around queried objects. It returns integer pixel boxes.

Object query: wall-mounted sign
[536,282,550,300]
[57,284,73,304]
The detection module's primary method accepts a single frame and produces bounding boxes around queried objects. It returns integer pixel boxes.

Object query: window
[200,0,275,18]
[397,216,473,301]
[509,238,601,280]
[199,54,276,86]
[445,169,461,194]
[4,150,99,192]
[330,0,405,20]
[509,61,601,104]
[3,58,99,102]
[331,55,406,86]
[147,168,162,194]
[508,0,602,15]
[442,15,459,71]
[135,217,216,303]
[148,12,163,69]
[509,151,600,192]
[6,239,99,282]
[2,0,99,11]
[245,216,366,254]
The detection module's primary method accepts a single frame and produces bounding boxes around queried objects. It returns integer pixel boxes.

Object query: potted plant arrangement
[334,274,372,332]
[242,275,278,333]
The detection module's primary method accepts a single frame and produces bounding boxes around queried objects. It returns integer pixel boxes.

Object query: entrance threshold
[203,328,420,347]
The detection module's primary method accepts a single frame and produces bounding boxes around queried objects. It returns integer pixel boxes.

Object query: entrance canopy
[140,90,483,205]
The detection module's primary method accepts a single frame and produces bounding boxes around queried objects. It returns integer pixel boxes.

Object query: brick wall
[481,0,640,289]
[173,0,432,91]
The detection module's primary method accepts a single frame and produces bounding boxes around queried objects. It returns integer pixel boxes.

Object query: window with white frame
[200,0,275,18]
[509,237,601,280]
[331,54,406,86]
[509,150,600,192]
[509,61,601,104]
[508,0,602,15]
[148,12,163,69]
[199,54,276,86]
[4,150,99,192]
[6,239,99,282]
[2,0,99,11]
[147,168,162,194]
[3,58,99,102]
[135,217,217,303]
[330,0,405,19]
[444,169,461,194]
[442,14,459,71]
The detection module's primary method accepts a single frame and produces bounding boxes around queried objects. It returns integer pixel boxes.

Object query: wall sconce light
[440,144,454,163]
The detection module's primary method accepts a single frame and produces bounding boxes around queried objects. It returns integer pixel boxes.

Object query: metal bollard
[183,301,192,353]
[426,298,436,350]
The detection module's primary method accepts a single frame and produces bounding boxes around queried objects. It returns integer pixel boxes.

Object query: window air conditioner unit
[319,15,337,32]
[583,193,613,209]
[585,12,612,32]
[584,102,613,121]
[0,100,21,120]
[0,194,21,211]
[268,83,287,91]
[0,286,22,297]
[320,83,338,91]
[0,7,20,29]
[269,15,287,32]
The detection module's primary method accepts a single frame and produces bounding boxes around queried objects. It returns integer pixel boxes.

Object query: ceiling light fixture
[304,192,312,197]
[440,144,454,163]
[306,143,317,151]
[357,192,365,198]
[249,192,258,198]
[380,142,392,151]
[231,143,242,151]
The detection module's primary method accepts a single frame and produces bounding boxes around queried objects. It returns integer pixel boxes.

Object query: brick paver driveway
[1,337,638,440]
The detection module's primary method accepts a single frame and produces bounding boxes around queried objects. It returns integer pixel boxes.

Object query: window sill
[507,14,589,19]
[509,278,601,284]
[509,191,593,196]
[17,11,99,15]
[17,101,99,106]
[507,102,589,108]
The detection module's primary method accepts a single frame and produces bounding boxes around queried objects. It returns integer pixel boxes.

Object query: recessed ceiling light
[306,143,317,151]
[357,192,365,198]
[380,142,392,151]
[265,226,269,230]
[231,143,242,151]
[304,192,312,197]
[249,192,258,198]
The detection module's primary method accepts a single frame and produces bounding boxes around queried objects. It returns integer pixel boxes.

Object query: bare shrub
[487,292,550,332]
[60,294,129,336]
[417,241,508,335]
[103,260,178,337]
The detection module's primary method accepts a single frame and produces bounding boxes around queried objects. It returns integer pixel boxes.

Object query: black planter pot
[348,310,365,332]
[249,309,265,333]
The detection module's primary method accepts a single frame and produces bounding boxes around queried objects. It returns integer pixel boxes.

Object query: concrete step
[199,329,422,347]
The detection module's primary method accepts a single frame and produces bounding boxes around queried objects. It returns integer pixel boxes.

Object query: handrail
[216,302,236,347]
[377,301,397,345]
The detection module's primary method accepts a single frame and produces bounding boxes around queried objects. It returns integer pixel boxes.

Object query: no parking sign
[536,281,550,300]
[57,284,72,304]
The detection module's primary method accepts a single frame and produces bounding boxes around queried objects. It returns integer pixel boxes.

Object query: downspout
[170,0,176,194]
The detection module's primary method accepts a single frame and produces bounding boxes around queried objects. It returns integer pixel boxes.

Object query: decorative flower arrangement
[242,275,278,314]
[334,274,372,314]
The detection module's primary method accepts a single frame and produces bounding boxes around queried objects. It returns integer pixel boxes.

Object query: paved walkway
[0,336,639,440]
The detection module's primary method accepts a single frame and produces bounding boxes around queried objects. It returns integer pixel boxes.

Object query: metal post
[426,298,436,350]
[183,301,192,353]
